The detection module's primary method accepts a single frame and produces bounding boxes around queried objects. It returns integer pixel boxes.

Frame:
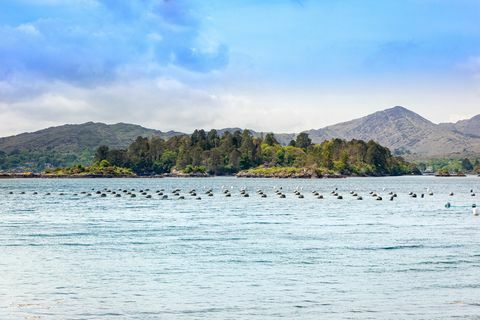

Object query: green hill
[0,122,182,171]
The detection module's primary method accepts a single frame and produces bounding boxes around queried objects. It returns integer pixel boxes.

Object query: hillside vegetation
[93,130,419,177]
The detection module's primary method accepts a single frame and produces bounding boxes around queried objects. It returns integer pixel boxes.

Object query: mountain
[0,122,182,153]
[2,106,480,171]
[0,122,183,170]
[304,106,480,158]
[439,115,480,138]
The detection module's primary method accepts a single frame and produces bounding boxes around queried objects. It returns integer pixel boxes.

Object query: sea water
[0,176,479,319]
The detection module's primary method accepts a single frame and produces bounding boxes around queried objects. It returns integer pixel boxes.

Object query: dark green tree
[295,133,312,149]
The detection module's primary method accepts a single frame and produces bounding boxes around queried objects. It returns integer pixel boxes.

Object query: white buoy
[473,208,479,216]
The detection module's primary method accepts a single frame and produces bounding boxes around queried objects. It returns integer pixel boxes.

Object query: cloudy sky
[1,0,480,136]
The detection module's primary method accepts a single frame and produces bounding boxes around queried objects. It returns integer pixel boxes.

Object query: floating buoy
[357,196,363,200]
[376,196,382,201]
[101,193,106,197]
[445,202,451,208]
[131,194,136,198]
[162,195,168,200]
[298,195,304,199]
[225,193,231,197]
[280,194,286,198]
[196,197,202,200]
[261,194,267,198]
[317,195,323,199]
[337,195,343,200]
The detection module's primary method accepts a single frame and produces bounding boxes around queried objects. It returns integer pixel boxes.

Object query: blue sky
[1,0,480,135]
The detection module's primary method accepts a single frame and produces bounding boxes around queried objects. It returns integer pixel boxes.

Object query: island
[16,130,418,178]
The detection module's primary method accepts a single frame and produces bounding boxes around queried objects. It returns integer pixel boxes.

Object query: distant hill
[439,115,480,138]
[0,122,182,170]
[303,106,480,158]
[1,106,480,171]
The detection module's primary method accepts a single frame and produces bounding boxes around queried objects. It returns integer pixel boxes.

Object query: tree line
[92,129,419,176]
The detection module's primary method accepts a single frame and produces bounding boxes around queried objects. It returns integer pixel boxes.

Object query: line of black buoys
[115,194,121,197]
[101,193,106,197]
[131,194,136,198]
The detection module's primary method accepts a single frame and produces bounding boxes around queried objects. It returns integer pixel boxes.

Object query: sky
[1,0,480,136]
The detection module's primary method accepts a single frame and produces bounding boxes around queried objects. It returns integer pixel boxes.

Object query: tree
[461,158,473,171]
[264,133,279,146]
[295,133,311,149]
[94,145,109,162]
[153,150,176,173]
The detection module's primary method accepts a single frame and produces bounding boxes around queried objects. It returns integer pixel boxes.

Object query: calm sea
[0,176,479,319]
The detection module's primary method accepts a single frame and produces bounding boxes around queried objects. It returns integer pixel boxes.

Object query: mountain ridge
[1,106,480,170]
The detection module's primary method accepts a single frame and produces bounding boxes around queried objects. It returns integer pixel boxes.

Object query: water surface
[0,176,479,319]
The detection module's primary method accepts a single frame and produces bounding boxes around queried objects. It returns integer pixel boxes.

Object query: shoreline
[0,172,434,179]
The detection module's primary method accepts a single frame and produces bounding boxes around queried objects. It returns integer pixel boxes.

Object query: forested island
[41,130,420,178]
